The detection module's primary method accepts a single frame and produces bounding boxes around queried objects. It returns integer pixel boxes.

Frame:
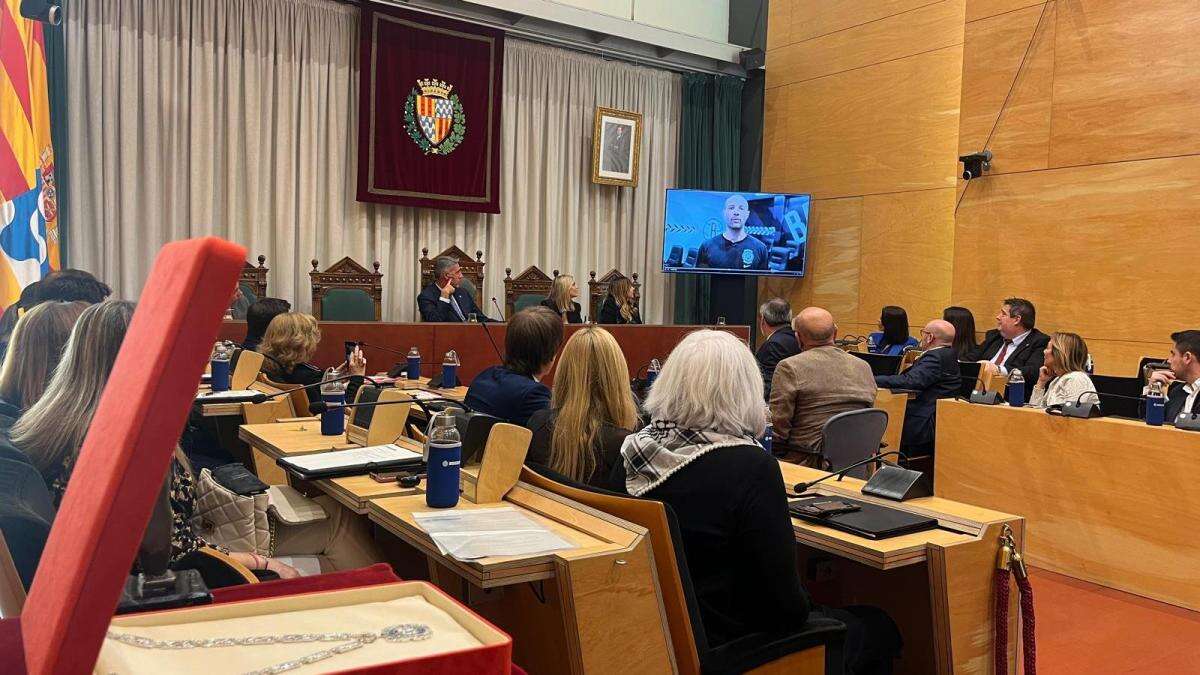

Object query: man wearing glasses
[874,320,961,457]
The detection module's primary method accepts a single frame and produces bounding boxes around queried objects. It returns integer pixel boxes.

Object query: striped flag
[0,0,60,313]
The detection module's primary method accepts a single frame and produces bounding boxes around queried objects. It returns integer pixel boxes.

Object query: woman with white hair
[617,329,808,643]
[616,329,901,672]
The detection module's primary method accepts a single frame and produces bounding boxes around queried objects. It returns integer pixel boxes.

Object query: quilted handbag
[192,466,273,556]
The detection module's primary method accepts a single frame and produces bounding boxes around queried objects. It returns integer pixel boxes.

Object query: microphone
[479,318,504,362]
[359,342,408,357]
[491,297,506,322]
[793,451,905,494]
[309,396,471,416]
[248,373,373,404]
[1050,390,1142,419]
[835,335,865,348]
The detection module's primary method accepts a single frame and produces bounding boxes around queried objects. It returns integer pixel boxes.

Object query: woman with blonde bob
[526,327,637,488]
[0,300,88,434]
[258,311,366,388]
[597,276,641,324]
[539,274,583,324]
[1030,331,1098,408]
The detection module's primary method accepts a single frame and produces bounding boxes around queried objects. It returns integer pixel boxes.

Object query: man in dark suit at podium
[418,256,492,322]
[969,297,1050,382]
[1147,330,1200,424]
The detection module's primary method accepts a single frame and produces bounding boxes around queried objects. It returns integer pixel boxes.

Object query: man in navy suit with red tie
[1147,330,1200,425]
[969,297,1050,383]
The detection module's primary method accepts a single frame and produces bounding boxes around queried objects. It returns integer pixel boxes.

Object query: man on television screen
[695,194,769,271]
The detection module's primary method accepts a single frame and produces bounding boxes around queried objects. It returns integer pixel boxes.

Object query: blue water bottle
[1146,381,1166,426]
[646,358,661,387]
[1007,369,1025,407]
[426,412,462,508]
[406,346,421,380]
[210,342,232,392]
[441,350,459,389]
[319,367,347,436]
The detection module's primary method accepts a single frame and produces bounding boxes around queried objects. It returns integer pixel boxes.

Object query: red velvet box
[1,238,511,675]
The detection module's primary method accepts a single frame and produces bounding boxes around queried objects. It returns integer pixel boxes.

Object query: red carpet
[1032,567,1200,673]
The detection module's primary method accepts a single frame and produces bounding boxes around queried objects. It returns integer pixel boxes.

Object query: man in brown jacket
[770,306,876,466]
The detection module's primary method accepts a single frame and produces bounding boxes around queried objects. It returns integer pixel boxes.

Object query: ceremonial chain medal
[105,623,432,674]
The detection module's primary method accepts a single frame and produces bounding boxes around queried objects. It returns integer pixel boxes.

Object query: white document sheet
[284,444,422,473]
[412,506,576,560]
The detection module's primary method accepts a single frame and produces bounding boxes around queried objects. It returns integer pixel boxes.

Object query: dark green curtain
[673,73,744,324]
[45,23,70,265]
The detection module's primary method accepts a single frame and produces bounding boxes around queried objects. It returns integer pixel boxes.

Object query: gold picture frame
[592,106,642,187]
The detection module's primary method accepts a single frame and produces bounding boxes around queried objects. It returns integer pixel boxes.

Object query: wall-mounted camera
[20,0,62,25]
[959,150,993,181]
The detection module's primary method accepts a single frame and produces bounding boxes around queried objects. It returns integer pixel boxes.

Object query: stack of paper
[413,506,576,560]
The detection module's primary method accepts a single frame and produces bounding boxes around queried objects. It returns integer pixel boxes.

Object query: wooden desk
[935,399,1200,612]
[369,480,674,675]
[779,462,1024,675]
[217,321,750,386]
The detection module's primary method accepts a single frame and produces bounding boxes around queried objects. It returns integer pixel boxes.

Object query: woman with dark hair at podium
[868,306,918,355]
[14,301,383,578]
[539,274,583,324]
[597,277,642,324]
[526,327,637,489]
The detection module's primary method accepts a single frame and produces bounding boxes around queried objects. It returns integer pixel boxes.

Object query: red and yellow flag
[0,0,60,311]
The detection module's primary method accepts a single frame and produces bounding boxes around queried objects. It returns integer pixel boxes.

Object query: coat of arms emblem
[403,78,466,155]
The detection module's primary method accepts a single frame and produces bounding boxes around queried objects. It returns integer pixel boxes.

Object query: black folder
[789,495,938,540]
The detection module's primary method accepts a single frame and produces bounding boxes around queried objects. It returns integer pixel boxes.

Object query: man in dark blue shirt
[695,194,769,271]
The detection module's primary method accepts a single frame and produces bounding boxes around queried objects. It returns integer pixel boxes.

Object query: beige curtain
[64,0,679,322]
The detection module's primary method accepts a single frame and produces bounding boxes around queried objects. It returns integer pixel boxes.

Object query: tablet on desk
[789,495,938,540]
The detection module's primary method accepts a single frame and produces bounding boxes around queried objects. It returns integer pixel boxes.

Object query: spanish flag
[0,0,60,312]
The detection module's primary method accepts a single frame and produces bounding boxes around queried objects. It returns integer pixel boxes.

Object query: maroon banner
[358,5,504,213]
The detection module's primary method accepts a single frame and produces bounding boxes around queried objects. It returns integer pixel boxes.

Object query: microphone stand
[309,397,471,416]
[792,451,905,495]
[491,297,507,322]
[249,373,376,404]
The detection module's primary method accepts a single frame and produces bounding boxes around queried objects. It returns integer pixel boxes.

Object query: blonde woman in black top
[539,274,583,324]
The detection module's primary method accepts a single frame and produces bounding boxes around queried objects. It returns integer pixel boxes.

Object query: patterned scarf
[621,419,761,496]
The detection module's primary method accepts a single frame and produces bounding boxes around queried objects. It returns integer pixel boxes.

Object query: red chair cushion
[21,238,245,675]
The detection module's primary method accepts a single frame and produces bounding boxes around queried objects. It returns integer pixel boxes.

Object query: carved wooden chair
[239,255,269,304]
[310,257,383,321]
[503,265,558,318]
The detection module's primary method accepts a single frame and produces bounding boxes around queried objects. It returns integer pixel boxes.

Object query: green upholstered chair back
[514,293,544,313]
[310,257,383,321]
[321,288,377,322]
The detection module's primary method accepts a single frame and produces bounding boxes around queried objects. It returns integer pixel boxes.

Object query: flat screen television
[661,189,810,277]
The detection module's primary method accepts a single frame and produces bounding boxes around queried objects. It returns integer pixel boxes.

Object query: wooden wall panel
[858,189,955,326]
[766,46,964,199]
[953,155,1200,345]
[768,0,944,48]
[965,0,1044,22]
[768,0,964,88]
[761,197,864,324]
[958,2,1054,174]
[1049,0,1200,167]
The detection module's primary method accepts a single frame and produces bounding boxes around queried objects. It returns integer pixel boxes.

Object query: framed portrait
[592,106,642,187]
